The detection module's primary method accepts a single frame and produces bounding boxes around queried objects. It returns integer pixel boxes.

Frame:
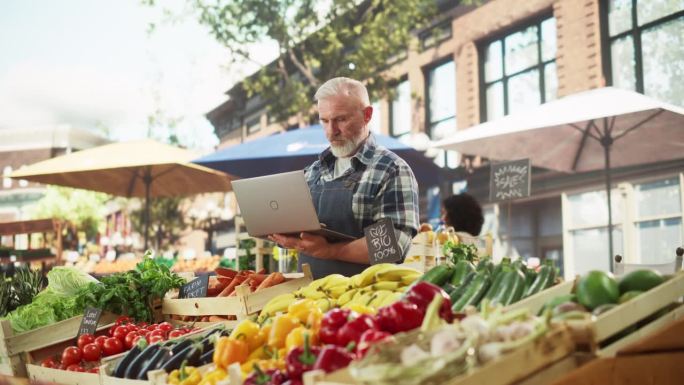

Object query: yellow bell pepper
[168,366,198,385]
[288,298,317,323]
[229,319,262,351]
[285,326,319,352]
[197,368,227,385]
[347,303,377,315]
[213,336,249,369]
[180,371,201,385]
[306,307,323,330]
[267,314,300,349]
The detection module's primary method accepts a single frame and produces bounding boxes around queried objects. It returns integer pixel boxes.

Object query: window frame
[600,0,684,93]
[478,12,556,121]
[389,76,412,138]
[424,56,457,139]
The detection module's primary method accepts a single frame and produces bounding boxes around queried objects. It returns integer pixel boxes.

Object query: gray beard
[330,136,364,158]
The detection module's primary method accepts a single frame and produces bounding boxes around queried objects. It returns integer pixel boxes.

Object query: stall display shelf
[565,271,684,353]
[0,312,118,377]
[504,279,574,316]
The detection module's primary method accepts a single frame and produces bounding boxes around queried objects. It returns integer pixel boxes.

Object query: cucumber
[420,265,454,287]
[449,260,475,287]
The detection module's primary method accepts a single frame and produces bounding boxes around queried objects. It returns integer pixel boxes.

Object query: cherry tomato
[146,324,158,332]
[167,329,184,339]
[102,337,124,356]
[40,357,57,368]
[137,322,149,329]
[112,326,129,342]
[147,335,164,344]
[66,364,86,372]
[115,316,132,326]
[82,343,101,362]
[157,322,173,333]
[148,329,166,340]
[61,346,82,367]
[94,335,108,350]
[77,334,95,350]
[88,367,100,374]
[124,331,141,349]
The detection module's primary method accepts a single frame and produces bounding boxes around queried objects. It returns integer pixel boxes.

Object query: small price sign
[364,217,402,265]
[179,274,209,299]
[490,158,531,202]
[77,307,102,338]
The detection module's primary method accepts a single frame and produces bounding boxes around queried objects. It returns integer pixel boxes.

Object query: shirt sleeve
[372,160,420,258]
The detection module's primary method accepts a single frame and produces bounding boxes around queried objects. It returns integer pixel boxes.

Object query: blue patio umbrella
[194,125,444,186]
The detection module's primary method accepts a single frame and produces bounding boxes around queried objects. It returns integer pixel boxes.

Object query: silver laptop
[231,170,356,242]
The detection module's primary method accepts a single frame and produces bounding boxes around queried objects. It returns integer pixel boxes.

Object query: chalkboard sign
[364,218,402,265]
[179,274,209,299]
[77,307,102,337]
[490,159,531,202]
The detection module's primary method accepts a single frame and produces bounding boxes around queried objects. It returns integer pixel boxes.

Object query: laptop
[231,170,356,242]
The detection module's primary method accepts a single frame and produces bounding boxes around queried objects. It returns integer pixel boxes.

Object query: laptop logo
[269,200,279,210]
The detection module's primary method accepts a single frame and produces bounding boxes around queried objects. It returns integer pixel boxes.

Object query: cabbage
[4,287,85,333]
[46,267,98,296]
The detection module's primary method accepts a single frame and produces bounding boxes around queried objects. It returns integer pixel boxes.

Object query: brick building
[207,0,684,278]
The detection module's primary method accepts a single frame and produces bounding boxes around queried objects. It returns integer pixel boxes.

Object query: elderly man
[269,77,420,278]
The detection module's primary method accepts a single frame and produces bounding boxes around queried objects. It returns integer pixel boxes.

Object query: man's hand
[268,232,334,259]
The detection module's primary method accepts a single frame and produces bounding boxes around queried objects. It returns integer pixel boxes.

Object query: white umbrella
[434,87,684,270]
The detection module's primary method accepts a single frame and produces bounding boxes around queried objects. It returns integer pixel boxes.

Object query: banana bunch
[258,264,422,320]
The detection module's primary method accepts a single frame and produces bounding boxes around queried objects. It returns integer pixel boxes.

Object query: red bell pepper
[404,281,454,323]
[336,314,378,348]
[313,345,355,373]
[376,300,424,334]
[356,329,392,357]
[244,365,287,385]
[285,335,320,380]
[319,308,355,345]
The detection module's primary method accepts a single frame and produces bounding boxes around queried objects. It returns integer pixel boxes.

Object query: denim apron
[298,168,370,279]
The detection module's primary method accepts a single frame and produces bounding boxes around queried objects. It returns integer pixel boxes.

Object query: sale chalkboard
[77,307,102,338]
[179,274,209,299]
[364,217,402,265]
[490,158,531,202]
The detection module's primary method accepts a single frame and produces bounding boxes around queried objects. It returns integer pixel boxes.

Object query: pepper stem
[298,333,317,365]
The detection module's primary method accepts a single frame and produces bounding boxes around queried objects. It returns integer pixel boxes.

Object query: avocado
[576,271,619,310]
[618,270,664,294]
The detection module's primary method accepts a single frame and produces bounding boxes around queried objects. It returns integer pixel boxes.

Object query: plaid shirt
[305,134,420,257]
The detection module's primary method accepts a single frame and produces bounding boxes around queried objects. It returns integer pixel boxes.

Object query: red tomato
[61,346,82,367]
[107,326,116,336]
[141,330,151,339]
[115,316,132,326]
[66,364,86,372]
[126,324,139,333]
[40,357,57,368]
[102,337,124,356]
[146,324,158,332]
[82,343,101,362]
[124,331,141,349]
[112,326,129,342]
[147,335,164,344]
[137,322,149,329]
[157,322,173,333]
[148,329,166,339]
[167,329,184,339]
[88,367,100,374]
[77,334,95,350]
[94,335,108,350]
[131,335,146,347]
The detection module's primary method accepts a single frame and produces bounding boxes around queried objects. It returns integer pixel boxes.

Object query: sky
[0,0,278,152]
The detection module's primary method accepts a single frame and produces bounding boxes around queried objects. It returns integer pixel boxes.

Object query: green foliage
[130,196,187,251]
[146,0,439,125]
[30,186,109,239]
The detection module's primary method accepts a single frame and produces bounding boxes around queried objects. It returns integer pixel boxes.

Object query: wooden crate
[505,280,575,316]
[564,271,684,353]
[0,312,118,377]
[303,326,576,385]
[162,264,312,324]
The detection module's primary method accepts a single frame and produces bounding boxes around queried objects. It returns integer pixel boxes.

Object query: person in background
[269,77,420,278]
[441,193,484,237]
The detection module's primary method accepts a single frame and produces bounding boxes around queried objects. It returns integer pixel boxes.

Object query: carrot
[218,275,247,296]
[256,272,286,291]
[217,276,233,285]
[200,316,210,322]
[250,273,268,285]
[215,267,238,278]
[207,277,229,296]
[209,315,229,322]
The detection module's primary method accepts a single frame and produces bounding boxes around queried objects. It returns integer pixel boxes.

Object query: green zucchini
[449,259,475,287]
[420,265,454,286]
[484,265,512,301]
[451,272,491,312]
[500,269,527,305]
[449,271,477,304]
[524,264,555,297]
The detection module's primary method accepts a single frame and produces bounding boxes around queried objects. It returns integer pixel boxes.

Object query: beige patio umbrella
[11,139,235,249]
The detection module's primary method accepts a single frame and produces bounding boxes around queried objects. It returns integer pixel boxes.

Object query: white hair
[314,77,370,107]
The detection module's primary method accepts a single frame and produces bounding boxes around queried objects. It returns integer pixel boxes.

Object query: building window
[390,79,411,139]
[482,17,557,121]
[3,166,12,189]
[426,59,459,168]
[369,100,382,134]
[246,115,261,135]
[420,20,453,51]
[562,174,684,278]
[604,0,684,105]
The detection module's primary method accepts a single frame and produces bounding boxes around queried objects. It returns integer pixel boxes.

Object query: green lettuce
[46,266,98,296]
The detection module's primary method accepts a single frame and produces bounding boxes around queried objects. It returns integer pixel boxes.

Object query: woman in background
[441,193,484,237]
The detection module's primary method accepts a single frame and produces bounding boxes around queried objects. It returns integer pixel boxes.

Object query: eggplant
[137,346,173,380]
[113,345,142,378]
[198,328,225,352]
[124,343,160,379]
[159,343,203,372]
[170,339,193,354]
[199,347,214,365]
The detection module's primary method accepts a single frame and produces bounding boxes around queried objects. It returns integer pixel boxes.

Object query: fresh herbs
[76,252,185,322]
[444,241,479,265]
[0,267,46,317]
